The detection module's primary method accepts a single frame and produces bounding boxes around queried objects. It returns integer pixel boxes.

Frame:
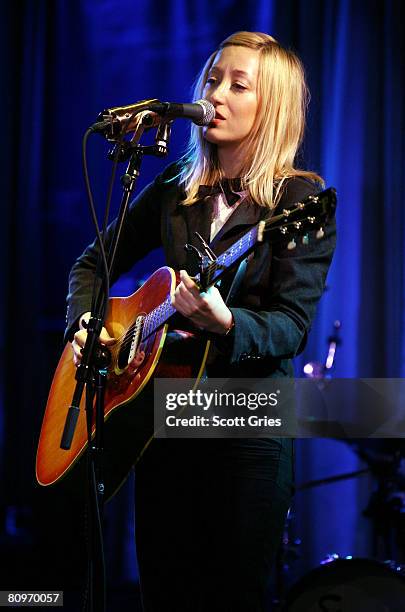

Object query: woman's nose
[207,83,227,105]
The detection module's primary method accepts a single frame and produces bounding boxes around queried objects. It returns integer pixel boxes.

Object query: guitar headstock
[261,187,337,248]
[192,187,337,291]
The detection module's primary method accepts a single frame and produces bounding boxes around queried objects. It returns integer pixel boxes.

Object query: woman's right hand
[71,311,116,367]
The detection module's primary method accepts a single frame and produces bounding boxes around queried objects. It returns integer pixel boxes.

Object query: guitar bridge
[116,314,145,371]
[128,315,145,364]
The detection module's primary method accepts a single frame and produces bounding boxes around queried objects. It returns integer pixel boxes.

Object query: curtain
[1,0,404,597]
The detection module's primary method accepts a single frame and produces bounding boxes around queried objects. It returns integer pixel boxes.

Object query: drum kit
[274,322,405,611]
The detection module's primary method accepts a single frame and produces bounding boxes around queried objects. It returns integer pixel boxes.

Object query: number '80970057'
[0,591,63,607]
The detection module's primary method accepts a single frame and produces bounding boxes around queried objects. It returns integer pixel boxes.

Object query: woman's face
[202,45,260,151]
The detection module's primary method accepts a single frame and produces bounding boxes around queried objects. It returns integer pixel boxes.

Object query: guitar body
[36,266,210,500]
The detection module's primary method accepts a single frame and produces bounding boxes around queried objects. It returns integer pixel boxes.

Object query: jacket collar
[196,178,244,206]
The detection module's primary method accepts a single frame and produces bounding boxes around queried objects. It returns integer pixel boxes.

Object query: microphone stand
[59,116,172,612]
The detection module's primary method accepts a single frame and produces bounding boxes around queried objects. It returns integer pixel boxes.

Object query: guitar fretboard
[202,225,259,287]
[142,296,176,341]
[141,224,260,340]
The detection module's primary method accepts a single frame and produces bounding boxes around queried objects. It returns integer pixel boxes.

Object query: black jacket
[65,163,336,378]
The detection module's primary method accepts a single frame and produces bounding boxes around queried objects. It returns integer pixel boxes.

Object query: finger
[71,341,83,366]
[176,283,201,308]
[74,328,116,360]
[73,329,87,348]
[180,270,201,296]
[79,314,115,343]
[99,328,116,345]
[171,292,194,316]
[172,296,207,330]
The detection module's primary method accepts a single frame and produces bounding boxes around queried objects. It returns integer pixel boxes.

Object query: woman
[67,32,335,612]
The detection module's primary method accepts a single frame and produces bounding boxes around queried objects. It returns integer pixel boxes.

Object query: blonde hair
[177,31,323,208]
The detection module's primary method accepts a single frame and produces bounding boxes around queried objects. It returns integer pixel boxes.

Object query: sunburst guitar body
[36,266,210,500]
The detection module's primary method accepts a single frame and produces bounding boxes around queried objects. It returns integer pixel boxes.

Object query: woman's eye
[206,77,216,85]
[233,83,247,91]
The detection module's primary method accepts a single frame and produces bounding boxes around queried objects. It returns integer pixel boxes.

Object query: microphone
[91,98,215,139]
[148,99,215,126]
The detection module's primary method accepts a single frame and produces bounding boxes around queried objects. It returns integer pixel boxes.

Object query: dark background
[1,1,404,609]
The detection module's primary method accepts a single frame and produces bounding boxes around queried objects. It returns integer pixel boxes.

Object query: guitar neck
[198,224,261,289]
[141,223,262,340]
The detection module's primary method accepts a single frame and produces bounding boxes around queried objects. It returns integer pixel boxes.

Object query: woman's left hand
[171,270,233,334]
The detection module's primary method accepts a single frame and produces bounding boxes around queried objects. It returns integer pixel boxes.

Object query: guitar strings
[106,294,177,360]
[105,258,220,361]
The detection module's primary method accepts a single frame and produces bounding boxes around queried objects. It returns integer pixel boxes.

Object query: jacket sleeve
[225,179,336,364]
[64,164,178,342]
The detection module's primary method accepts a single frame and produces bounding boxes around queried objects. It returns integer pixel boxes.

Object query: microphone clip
[107,119,173,162]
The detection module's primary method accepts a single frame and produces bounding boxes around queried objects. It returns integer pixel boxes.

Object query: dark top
[65,162,336,379]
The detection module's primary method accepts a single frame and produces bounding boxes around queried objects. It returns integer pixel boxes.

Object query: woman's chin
[203,128,224,145]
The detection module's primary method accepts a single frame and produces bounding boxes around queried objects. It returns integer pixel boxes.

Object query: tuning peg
[287,238,296,250]
[302,234,309,245]
[316,227,324,239]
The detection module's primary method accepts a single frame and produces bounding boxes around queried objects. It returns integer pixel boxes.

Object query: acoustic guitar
[36,188,336,500]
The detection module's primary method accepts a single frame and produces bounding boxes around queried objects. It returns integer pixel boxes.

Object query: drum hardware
[303,320,341,379]
[320,553,342,565]
[299,320,342,435]
[295,467,371,492]
[275,446,405,609]
[280,451,405,609]
[282,557,405,611]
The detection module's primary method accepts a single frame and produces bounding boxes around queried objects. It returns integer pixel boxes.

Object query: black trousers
[134,437,293,612]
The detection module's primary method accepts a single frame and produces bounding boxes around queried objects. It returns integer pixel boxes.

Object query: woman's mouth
[209,112,225,127]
